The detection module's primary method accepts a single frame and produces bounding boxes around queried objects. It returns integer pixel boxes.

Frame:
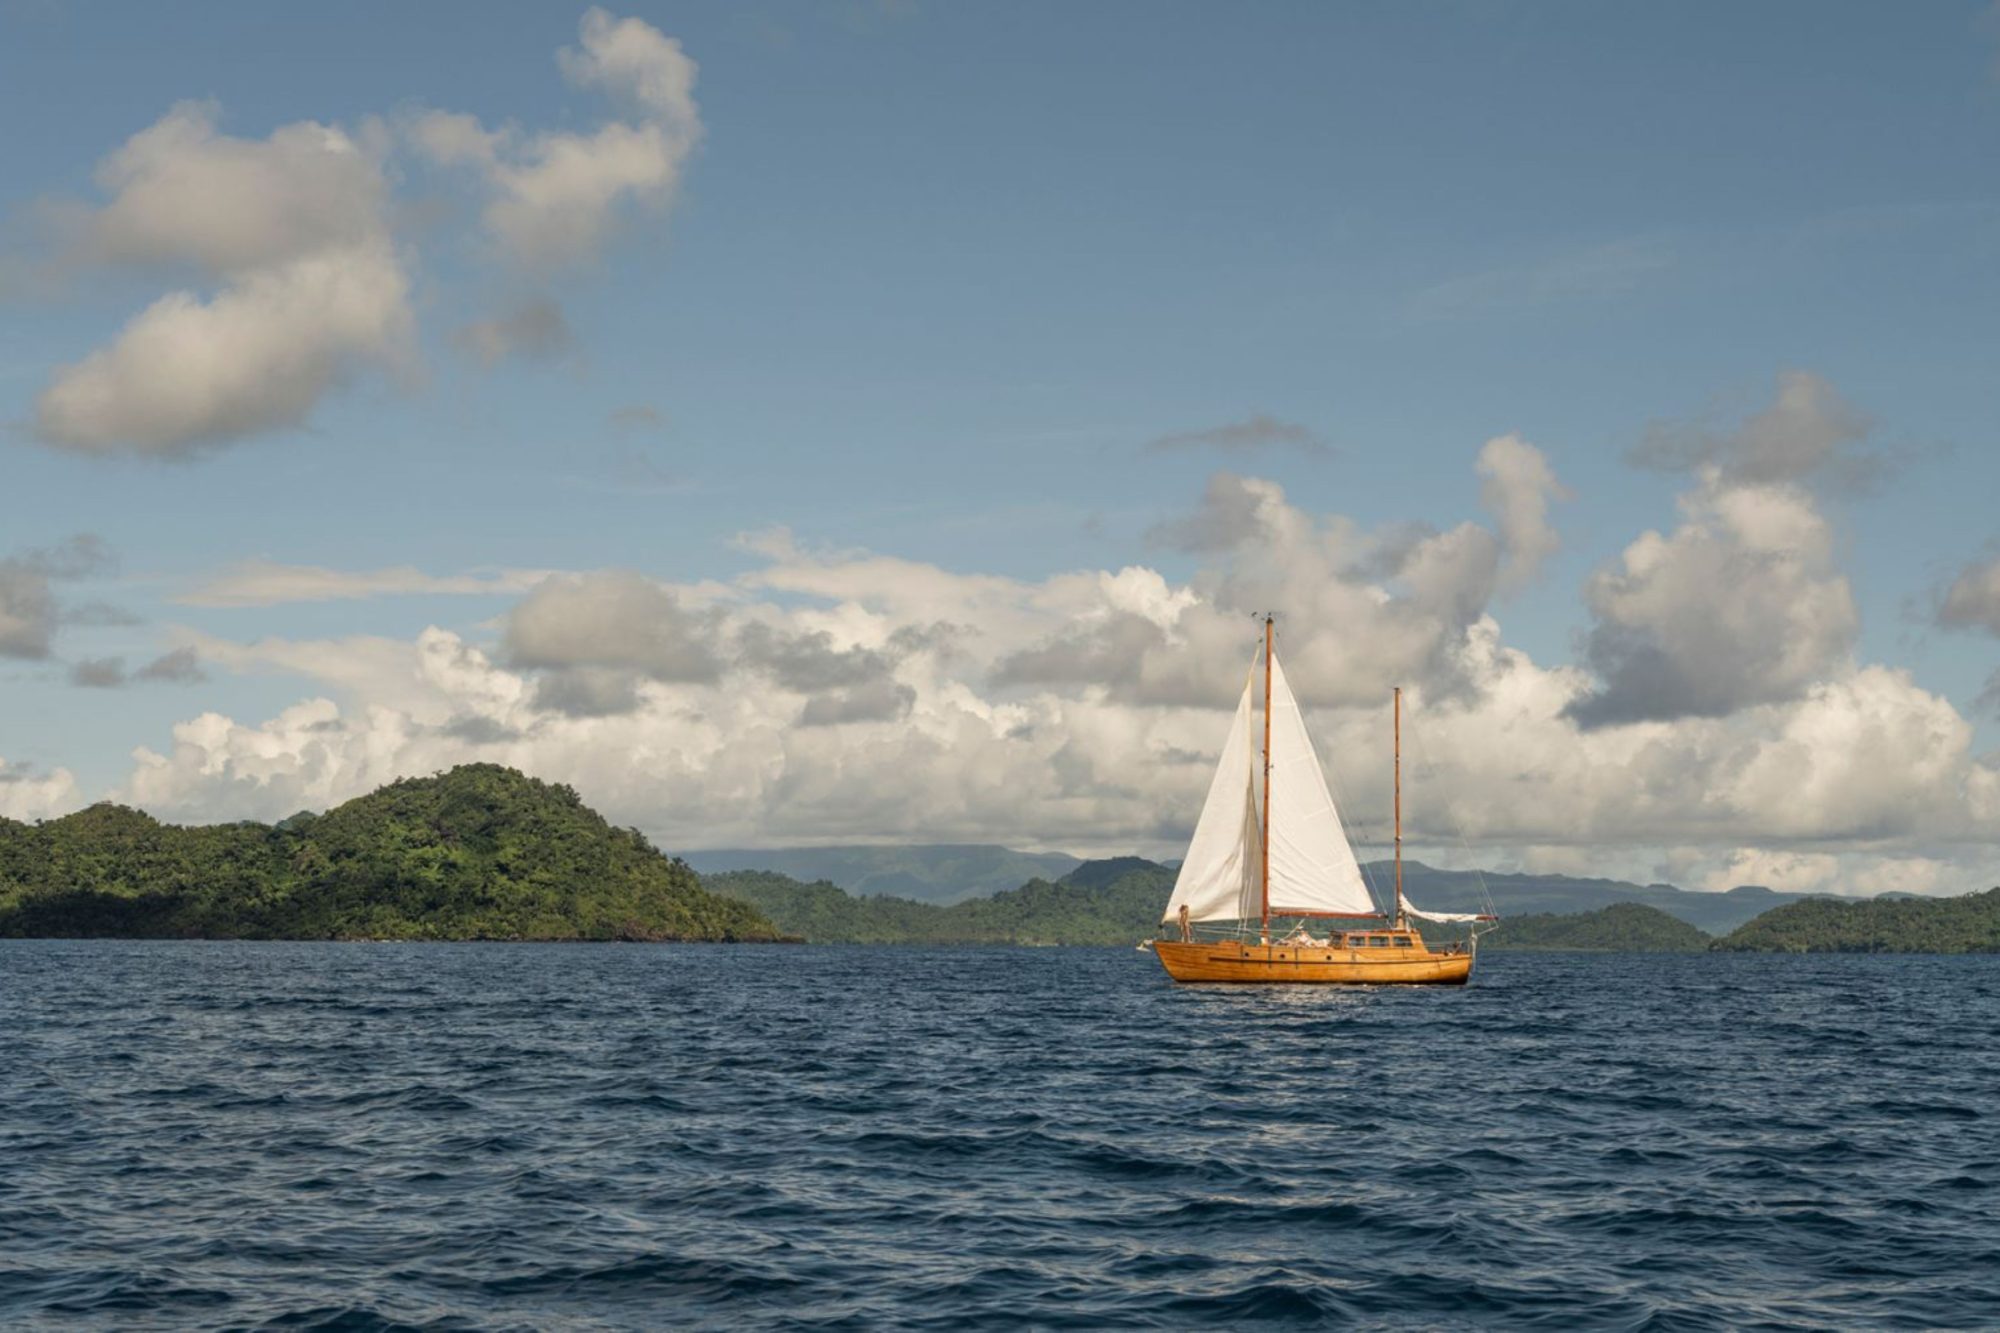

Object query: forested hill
[1714,888,2000,953]
[0,765,783,942]
[1481,903,1711,951]
[703,860,1178,945]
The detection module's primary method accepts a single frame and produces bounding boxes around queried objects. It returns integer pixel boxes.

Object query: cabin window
[1394,937,1415,948]
[1368,936,1390,948]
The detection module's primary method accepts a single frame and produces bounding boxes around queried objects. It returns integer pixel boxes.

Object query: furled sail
[1265,654,1378,917]
[1402,901,1484,924]
[1160,665,1263,924]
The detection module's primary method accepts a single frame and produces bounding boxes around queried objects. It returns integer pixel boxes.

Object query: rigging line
[1404,708,1497,920]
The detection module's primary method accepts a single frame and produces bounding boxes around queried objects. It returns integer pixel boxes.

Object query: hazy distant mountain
[680,844,1083,905]
[704,858,1763,948]
[686,843,1839,933]
[1381,862,1821,935]
[705,853,1975,949]
[702,858,1173,944]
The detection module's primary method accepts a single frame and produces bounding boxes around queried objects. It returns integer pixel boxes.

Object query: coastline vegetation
[1477,903,1710,951]
[0,765,783,942]
[710,872,1714,951]
[1713,889,2000,954]
[707,868,2000,953]
[6,763,1995,951]
[702,863,1179,945]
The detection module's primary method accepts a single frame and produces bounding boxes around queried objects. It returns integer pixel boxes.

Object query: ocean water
[2,943,1996,1330]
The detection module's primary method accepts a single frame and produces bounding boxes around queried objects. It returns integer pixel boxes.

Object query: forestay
[1160,666,1263,924]
[1264,655,1378,917]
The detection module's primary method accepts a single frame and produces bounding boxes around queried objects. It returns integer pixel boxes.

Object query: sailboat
[1148,615,1495,984]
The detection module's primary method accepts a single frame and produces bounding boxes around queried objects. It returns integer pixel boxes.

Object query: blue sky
[2,2,1997,894]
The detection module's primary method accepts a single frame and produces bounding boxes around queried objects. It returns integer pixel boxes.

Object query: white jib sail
[1161,663,1263,924]
[1265,653,1378,917]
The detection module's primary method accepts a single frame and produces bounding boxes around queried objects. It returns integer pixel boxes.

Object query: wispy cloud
[1146,413,1330,457]
[177,560,549,608]
[450,297,572,366]
[1407,237,1671,323]
[65,647,208,690]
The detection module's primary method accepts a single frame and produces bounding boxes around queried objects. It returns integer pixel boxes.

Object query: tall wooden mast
[1393,685,1404,930]
[1260,613,1273,943]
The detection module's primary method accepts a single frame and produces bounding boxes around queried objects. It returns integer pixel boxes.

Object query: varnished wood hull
[1153,938,1474,985]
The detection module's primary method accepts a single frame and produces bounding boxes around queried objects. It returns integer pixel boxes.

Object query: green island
[1475,903,1711,951]
[0,765,783,942]
[702,858,1178,946]
[5,764,1996,951]
[1711,888,2000,954]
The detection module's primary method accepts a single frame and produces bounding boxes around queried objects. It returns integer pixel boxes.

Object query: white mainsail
[1265,654,1378,917]
[1159,665,1263,924]
[1162,645,1379,926]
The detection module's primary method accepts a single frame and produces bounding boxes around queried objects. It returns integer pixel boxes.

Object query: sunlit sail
[1149,615,1496,984]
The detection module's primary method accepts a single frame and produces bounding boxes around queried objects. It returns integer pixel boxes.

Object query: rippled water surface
[3,943,1997,1329]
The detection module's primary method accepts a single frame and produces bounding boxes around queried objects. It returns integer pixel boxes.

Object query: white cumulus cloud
[1476,433,1570,592]
[410,8,702,268]
[30,10,704,453]
[94,453,2000,897]
[0,758,82,822]
[33,102,413,456]
[1568,469,1858,727]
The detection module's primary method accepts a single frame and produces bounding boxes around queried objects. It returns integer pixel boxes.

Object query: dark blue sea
[2,944,1996,1330]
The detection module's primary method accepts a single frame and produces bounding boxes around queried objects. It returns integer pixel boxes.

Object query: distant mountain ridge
[701,859,1174,945]
[1381,862,1824,935]
[681,844,1083,905]
[687,845,1833,934]
[703,860,1726,949]
[705,857,1998,952]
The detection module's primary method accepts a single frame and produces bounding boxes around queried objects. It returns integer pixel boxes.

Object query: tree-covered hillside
[0,765,783,942]
[1481,903,1710,951]
[705,860,1178,944]
[1715,888,2000,953]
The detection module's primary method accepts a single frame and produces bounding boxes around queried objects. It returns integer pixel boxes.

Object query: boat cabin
[1336,931,1418,949]
[1268,923,1425,949]
[1259,923,1471,957]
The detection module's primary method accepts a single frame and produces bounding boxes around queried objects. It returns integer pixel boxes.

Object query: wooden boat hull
[1153,938,1474,985]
